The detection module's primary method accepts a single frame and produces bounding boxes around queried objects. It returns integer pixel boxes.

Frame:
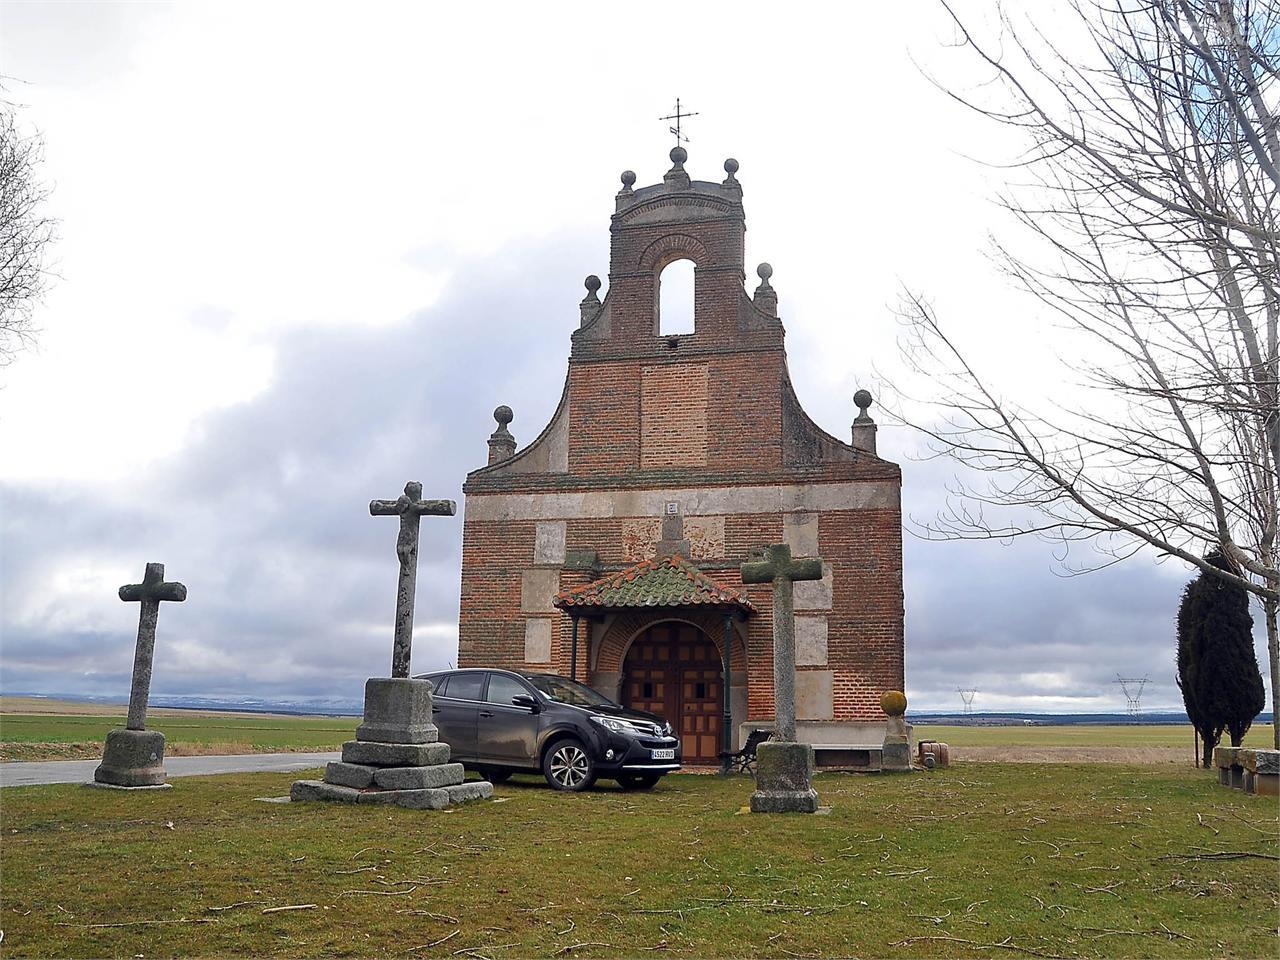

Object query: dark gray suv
[416,668,682,791]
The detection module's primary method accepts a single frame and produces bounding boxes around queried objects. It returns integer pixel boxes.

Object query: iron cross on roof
[660,98,698,145]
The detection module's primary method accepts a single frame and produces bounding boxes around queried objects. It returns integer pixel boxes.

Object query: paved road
[0,751,340,787]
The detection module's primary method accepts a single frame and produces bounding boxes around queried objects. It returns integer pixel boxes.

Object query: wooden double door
[622,622,723,764]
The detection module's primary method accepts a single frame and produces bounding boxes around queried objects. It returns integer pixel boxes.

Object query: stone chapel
[456,146,904,766]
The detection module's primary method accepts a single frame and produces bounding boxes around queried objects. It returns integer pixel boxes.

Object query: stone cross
[370,481,456,678]
[118,563,187,731]
[741,543,824,743]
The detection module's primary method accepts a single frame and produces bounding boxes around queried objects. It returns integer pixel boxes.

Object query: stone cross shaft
[118,562,187,731]
[741,543,824,743]
[370,481,456,678]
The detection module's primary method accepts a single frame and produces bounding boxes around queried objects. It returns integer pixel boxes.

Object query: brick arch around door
[621,621,727,764]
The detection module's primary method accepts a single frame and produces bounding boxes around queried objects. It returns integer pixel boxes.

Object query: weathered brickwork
[456,148,904,737]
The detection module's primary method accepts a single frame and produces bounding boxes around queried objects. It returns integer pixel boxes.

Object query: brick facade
[457,148,904,751]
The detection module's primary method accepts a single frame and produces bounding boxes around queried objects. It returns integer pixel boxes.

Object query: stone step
[373,763,465,791]
[325,761,377,788]
[341,740,451,767]
[370,780,494,810]
[290,778,494,809]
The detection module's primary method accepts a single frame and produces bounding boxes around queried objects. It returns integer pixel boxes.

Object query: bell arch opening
[656,258,696,336]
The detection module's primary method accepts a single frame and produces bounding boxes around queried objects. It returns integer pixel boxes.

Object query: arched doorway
[622,621,722,764]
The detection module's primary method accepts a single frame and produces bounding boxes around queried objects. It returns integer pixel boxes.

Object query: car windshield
[526,675,616,707]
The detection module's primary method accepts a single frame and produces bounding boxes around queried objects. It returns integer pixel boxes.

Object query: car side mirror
[511,694,539,712]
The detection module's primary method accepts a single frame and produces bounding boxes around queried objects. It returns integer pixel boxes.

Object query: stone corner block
[325,761,377,789]
[94,728,167,787]
[373,763,466,791]
[341,739,451,767]
[355,677,439,744]
[881,741,913,772]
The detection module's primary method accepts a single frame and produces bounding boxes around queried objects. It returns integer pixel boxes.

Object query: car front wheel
[617,773,661,790]
[543,738,596,791]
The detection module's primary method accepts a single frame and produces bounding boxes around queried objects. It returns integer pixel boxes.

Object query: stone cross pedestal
[93,563,186,789]
[880,690,913,772]
[741,543,824,813]
[292,481,491,811]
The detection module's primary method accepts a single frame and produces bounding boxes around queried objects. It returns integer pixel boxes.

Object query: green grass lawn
[2,765,1275,958]
[912,723,1273,748]
[0,712,357,761]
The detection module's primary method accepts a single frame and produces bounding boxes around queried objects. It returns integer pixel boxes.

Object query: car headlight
[590,715,637,736]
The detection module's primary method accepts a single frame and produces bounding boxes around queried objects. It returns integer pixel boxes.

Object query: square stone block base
[751,741,820,814]
[94,728,168,787]
[355,677,440,744]
[881,740,912,772]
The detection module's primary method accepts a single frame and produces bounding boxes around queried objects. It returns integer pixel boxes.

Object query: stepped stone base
[292,677,491,812]
[94,728,168,788]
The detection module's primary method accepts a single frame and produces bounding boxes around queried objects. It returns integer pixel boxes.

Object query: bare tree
[0,88,56,364]
[896,1,1279,745]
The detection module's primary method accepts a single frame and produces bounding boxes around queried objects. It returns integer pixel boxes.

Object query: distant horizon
[9,688,1272,725]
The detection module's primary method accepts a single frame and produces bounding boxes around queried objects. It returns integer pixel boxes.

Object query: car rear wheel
[543,738,596,791]
[617,773,661,790]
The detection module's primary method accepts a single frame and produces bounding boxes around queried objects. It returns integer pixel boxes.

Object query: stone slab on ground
[362,781,493,810]
[325,761,377,788]
[85,781,173,791]
[341,740,451,767]
[94,728,167,787]
[373,763,465,791]
[355,677,440,744]
[291,780,362,803]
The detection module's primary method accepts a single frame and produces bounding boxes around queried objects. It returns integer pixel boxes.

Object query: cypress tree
[1176,552,1266,767]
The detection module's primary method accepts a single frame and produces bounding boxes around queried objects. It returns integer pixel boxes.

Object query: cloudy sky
[1,1,1263,713]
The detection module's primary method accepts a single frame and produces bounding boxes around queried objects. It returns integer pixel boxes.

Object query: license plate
[651,748,675,760]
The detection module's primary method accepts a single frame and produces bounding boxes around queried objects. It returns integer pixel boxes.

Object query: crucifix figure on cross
[370,481,456,678]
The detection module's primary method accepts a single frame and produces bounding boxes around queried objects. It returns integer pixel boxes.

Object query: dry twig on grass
[553,943,609,956]
[892,934,1066,959]
[1157,850,1280,862]
[340,885,418,896]
[55,918,217,929]
[261,904,317,914]
[407,929,459,951]
[206,900,267,912]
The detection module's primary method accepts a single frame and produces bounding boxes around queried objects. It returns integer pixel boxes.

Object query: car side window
[445,672,484,701]
[431,675,449,697]
[485,674,529,706]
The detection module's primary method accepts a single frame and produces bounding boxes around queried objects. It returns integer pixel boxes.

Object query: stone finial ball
[757,262,773,282]
[724,157,739,175]
[621,170,637,188]
[881,690,907,717]
[584,274,602,294]
[670,145,688,165]
[854,388,874,412]
[493,405,514,428]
